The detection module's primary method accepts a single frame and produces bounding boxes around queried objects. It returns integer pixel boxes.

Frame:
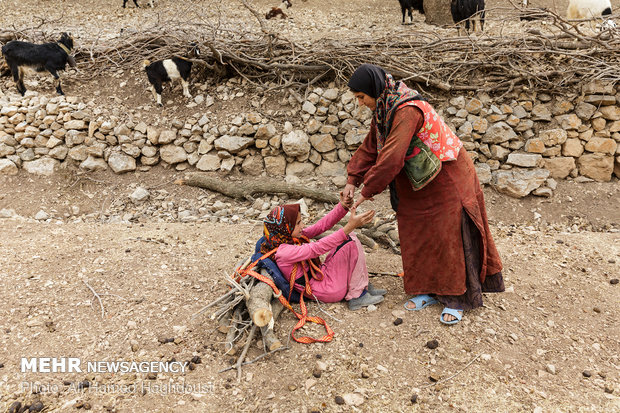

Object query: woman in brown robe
[343,64,504,324]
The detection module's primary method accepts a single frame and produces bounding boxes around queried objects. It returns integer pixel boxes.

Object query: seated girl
[260,193,386,310]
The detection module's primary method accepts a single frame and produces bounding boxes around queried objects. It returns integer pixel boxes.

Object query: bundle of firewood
[192,258,286,380]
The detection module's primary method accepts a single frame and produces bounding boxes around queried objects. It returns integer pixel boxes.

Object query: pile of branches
[192,258,287,381]
[1,4,618,95]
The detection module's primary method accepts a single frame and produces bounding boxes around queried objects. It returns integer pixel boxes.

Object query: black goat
[398,0,424,25]
[1,32,76,96]
[123,0,154,7]
[143,44,200,106]
[451,0,485,35]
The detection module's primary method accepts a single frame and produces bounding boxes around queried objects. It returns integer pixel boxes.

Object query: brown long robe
[347,106,503,301]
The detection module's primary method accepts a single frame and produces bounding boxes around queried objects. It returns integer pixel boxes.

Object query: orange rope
[235,249,334,344]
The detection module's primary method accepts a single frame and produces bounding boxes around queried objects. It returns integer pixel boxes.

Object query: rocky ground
[1,0,620,412]
[0,166,619,412]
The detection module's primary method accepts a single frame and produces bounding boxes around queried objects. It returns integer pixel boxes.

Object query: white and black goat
[1,32,76,96]
[398,0,424,25]
[123,0,154,7]
[566,0,615,30]
[265,0,292,20]
[567,0,612,20]
[451,0,485,35]
[143,43,200,106]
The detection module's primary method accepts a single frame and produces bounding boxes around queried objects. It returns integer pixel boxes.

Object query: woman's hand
[343,207,375,234]
[342,184,356,201]
[339,190,354,209]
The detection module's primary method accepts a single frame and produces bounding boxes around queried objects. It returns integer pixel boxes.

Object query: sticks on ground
[197,263,286,380]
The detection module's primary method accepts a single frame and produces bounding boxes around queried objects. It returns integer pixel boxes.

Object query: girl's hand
[343,207,375,234]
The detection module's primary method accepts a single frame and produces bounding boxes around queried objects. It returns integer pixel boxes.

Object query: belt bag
[403,136,442,190]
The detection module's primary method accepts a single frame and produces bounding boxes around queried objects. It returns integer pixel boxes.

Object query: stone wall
[0,79,618,198]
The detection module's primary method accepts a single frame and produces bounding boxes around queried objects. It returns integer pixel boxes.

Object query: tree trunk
[246,269,275,327]
[260,299,284,351]
[176,173,339,204]
[424,0,454,27]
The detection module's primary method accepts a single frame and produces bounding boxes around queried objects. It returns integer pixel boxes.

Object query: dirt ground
[1,0,620,412]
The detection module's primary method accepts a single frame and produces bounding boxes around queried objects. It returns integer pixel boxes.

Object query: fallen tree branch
[176,173,339,204]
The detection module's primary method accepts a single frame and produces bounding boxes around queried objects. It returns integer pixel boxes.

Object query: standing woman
[343,63,504,325]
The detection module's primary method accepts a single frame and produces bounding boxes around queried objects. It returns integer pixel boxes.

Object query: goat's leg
[181,78,192,99]
[151,80,163,106]
[408,9,413,24]
[133,0,139,7]
[47,68,63,95]
[14,66,26,96]
[401,8,406,25]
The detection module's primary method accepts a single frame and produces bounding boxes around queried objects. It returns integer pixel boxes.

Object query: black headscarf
[347,64,387,99]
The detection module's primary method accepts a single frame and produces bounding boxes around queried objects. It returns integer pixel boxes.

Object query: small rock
[410,394,418,404]
[34,210,49,221]
[391,310,406,318]
[582,370,592,378]
[334,395,345,405]
[426,339,439,350]
[593,307,601,313]
[366,304,377,312]
[361,368,370,379]
[288,384,297,391]
[130,187,150,203]
[429,373,440,382]
[393,318,403,326]
[604,386,614,394]
[312,368,322,378]
[191,356,202,364]
[343,392,364,406]
[147,372,157,380]
[610,279,619,285]
[546,364,556,375]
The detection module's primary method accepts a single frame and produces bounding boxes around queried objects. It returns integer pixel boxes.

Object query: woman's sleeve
[302,203,348,240]
[346,119,378,187]
[277,230,350,263]
[360,106,424,199]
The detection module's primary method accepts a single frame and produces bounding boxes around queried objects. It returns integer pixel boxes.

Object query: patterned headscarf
[349,64,423,152]
[261,203,324,299]
[261,204,300,252]
[374,75,424,152]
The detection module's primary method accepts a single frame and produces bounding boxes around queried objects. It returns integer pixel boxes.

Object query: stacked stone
[1,81,618,199]
[445,79,619,197]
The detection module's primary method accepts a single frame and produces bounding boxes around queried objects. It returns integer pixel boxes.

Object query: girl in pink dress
[261,193,386,310]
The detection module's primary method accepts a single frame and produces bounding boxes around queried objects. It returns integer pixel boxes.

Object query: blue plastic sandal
[440,307,463,325]
[404,294,438,311]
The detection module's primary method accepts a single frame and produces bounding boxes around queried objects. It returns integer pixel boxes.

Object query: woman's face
[354,91,376,111]
[291,214,304,238]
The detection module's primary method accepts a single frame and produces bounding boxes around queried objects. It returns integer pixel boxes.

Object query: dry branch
[176,173,339,204]
[3,5,616,96]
